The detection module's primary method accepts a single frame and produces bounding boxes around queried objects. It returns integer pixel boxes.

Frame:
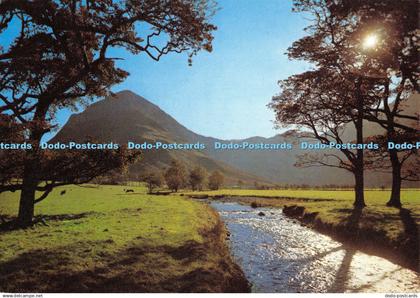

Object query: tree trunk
[353,78,366,209]
[387,150,402,208]
[17,129,43,227]
[16,101,48,227]
[353,168,366,208]
[17,160,38,227]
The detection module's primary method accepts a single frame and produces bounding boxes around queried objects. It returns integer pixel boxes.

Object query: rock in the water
[251,202,259,208]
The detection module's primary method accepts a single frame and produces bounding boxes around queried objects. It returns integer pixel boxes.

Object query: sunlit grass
[182,188,419,205]
[1,185,209,259]
[0,185,244,292]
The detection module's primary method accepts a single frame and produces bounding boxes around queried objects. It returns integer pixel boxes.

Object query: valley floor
[0,185,249,293]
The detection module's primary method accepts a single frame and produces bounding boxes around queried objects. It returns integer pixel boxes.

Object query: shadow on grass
[0,222,249,293]
[7,243,189,292]
[0,212,99,232]
[345,207,363,230]
[0,240,202,292]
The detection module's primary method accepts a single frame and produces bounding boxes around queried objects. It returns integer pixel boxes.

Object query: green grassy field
[182,188,419,205]
[1,186,418,291]
[0,185,248,292]
[182,188,419,267]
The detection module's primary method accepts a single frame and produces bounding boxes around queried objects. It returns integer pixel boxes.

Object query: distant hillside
[53,90,419,187]
[340,93,419,142]
[53,91,268,185]
[204,94,418,187]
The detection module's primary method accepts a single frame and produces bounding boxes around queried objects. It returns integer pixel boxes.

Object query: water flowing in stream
[211,201,419,293]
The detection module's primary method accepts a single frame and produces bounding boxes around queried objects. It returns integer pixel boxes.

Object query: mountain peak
[107,90,147,104]
[111,90,143,101]
[95,90,164,115]
[115,89,136,96]
[53,89,267,185]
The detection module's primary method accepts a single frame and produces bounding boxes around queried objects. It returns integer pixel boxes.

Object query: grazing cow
[125,189,134,193]
[60,190,66,195]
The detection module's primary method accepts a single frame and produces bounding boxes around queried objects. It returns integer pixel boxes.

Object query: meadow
[0,185,248,293]
[0,185,418,292]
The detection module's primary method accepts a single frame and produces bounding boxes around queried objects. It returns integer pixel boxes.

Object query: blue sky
[4,0,311,140]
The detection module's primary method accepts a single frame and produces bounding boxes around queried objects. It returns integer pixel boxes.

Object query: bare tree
[270,69,376,208]
[271,0,418,207]
[331,0,419,207]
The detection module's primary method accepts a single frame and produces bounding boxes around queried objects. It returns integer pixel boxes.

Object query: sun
[363,34,378,49]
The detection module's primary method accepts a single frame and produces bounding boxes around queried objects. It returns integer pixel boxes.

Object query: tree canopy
[0,0,217,226]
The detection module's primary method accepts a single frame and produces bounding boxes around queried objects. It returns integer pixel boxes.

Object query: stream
[211,201,420,293]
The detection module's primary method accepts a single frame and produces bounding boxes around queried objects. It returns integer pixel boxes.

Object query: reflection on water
[211,202,420,293]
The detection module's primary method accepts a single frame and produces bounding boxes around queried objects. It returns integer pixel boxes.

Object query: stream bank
[210,201,420,293]
[282,204,419,272]
[187,193,419,272]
